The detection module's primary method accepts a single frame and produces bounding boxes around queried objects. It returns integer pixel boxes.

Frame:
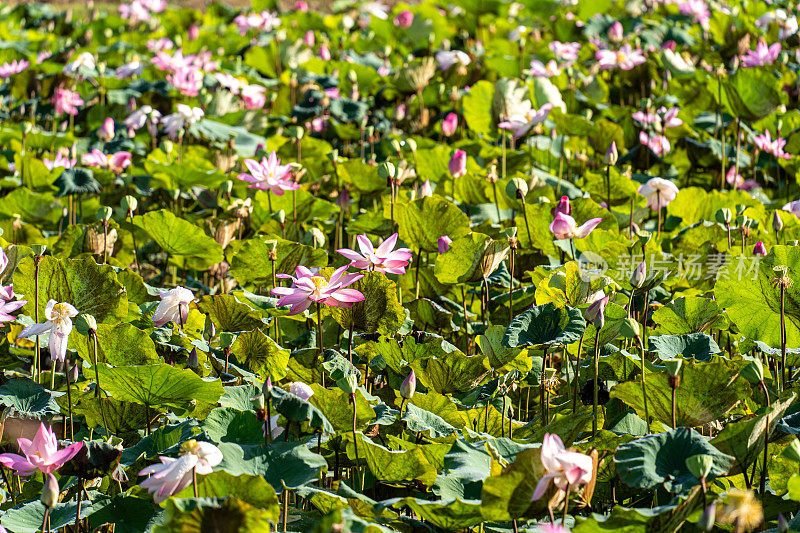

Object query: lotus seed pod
[339,373,359,394]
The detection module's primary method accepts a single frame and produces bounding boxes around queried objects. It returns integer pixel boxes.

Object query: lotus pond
[0,0,799,531]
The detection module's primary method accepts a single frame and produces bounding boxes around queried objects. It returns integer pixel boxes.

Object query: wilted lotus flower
[754,241,767,256]
[153,286,194,327]
[441,112,458,137]
[97,117,115,142]
[638,178,679,210]
[449,149,467,178]
[549,212,602,240]
[532,433,593,500]
[138,439,222,503]
[18,300,79,362]
[400,370,416,399]
[0,423,83,476]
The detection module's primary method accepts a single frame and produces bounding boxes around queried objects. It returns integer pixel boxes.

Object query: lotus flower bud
[585,293,609,330]
[69,360,79,382]
[442,112,458,137]
[306,227,326,249]
[262,377,274,398]
[630,260,647,288]
[121,195,138,215]
[551,195,571,217]
[607,21,624,43]
[96,206,113,222]
[698,502,715,531]
[605,141,618,166]
[448,150,467,178]
[505,177,528,200]
[753,241,767,256]
[438,235,452,254]
[781,438,800,462]
[665,358,682,376]
[773,211,784,232]
[715,208,732,225]
[97,117,115,143]
[186,348,198,369]
[686,454,714,480]
[41,473,59,509]
[400,370,416,399]
[378,161,396,180]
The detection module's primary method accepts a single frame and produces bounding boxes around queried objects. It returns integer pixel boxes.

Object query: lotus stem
[759,380,771,496]
[65,358,74,440]
[128,211,141,272]
[33,254,41,383]
[637,335,650,423]
[592,332,601,437]
[520,196,532,249]
[605,165,611,206]
[265,397,272,445]
[541,345,550,427]
[781,284,787,392]
[572,332,584,414]
[350,392,360,491]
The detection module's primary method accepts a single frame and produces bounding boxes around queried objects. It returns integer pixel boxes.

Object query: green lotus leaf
[217,440,328,491]
[649,333,721,361]
[231,328,290,381]
[0,378,60,417]
[73,323,159,365]
[614,427,734,495]
[327,271,405,335]
[203,407,264,446]
[503,303,586,348]
[434,232,509,284]
[155,497,275,533]
[135,209,223,269]
[14,255,128,324]
[722,68,783,122]
[228,235,328,284]
[54,168,100,197]
[610,359,751,427]
[394,196,471,253]
[1,501,95,533]
[716,245,800,348]
[97,364,223,418]
[270,385,334,433]
[651,296,727,334]
[173,470,280,513]
[196,294,265,332]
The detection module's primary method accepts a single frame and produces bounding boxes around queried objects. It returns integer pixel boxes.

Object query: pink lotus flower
[82,149,108,168]
[393,9,414,28]
[295,1,309,12]
[168,66,204,97]
[528,59,561,78]
[0,284,27,323]
[551,195,571,217]
[0,423,82,476]
[678,0,710,28]
[783,200,800,217]
[272,266,365,315]
[498,103,553,138]
[741,41,781,68]
[304,30,315,46]
[337,233,412,275]
[549,41,580,65]
[153,286,194,327]
[549,212,602,240]
[596,44,646,70]
[18,300,78,362]
[442,112,458,137]
[449,149,467,178]
[54,88,84,116]
[532,433,593,500]
[147,38,174,52]
[188,25,200,41]
[607,21,623,42]
[139,439,222,503]
[97,117,115,142]
[108,152,133,173]
[754,130,791,160]
[536,525,570,533]
[43,152,76,171]
[435,50,470,71]
[237,152,299,195]
[585,293,610,328]
[638,177,679,210]
[319,45,331,61]
[726,166,744,189]
[0,59,29,78]
[754,241,767,256]
[241,84,267,109]
[639,131,671,156]
[438,236,452,254]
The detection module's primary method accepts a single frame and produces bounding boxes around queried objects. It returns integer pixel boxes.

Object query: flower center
[616,51,627,63]
[311,276,328,289]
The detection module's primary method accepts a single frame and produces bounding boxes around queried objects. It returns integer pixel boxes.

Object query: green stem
[592,332,601,437]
